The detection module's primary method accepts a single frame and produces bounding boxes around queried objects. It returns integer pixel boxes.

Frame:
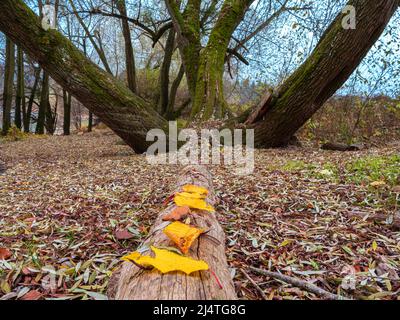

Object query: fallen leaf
[182,185,209,196]
[163,221,204,254]
[121,246,208,275]
[279,239,292,247]
[163,206,191,221]
[177,192,206,199]
[115,229,135,240]
[372,240,378,251]
[174,193,214,212]
[20,290,43,300]
[0,248,11,260]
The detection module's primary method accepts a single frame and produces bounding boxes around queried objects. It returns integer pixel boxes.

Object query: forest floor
[1,130,399,300]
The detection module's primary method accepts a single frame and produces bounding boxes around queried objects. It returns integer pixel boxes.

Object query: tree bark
[116,0,137,94]
[165,64,185,120]
[166,0,253,120]
[63,89,71,135]
[0,0,168,153]
[35,71,49,134]
[15,46,25,130]
[248,0,399,148]
[190,0,253,120]
[88,111,93,132]
[2,37,15,136]
[25,66,41,133]
[44,79,57,135]
[159,29,175,115]
[165,0,202,97]
[108,165,236,300]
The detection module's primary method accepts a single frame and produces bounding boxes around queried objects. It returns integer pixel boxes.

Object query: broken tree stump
[107,165,237,300]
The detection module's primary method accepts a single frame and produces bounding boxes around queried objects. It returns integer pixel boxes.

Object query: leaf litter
[0,132,399,300]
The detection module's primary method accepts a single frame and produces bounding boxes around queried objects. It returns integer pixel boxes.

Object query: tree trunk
[2,38,15,136]
[15,46,25,130]
[165,64,185,120]
[190,0,253,120]
[63,89,71,135]
[116,0,137,93]
[0,0,168,153]
[248,0,399,148]
[191,47,227,120]
[159,29,175,115]
[35,71,49,134]
[44,79,57,135]
[25,66,41,133]
[165,0,202,97]
[108,165,236,300]
[88,111,93,132]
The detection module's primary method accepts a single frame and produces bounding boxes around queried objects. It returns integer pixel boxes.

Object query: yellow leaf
[279,239,292,247]
[372,241,378,251]
[121,246,208,275]
[174,193,214,212]
[177,192,206,199]
[182,185,209,196]
[163,221,204,254]
[121,251,142,263]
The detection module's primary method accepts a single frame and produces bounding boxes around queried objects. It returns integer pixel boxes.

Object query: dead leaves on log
[163,206,191,221]
[122,184,213,275]
[174,193,215,212]
[121,246,208,275]
[163,222,205,254]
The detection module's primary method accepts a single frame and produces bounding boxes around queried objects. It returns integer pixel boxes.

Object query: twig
[241,269,268,300]
[249,267,351,300]
[210,269,223,290]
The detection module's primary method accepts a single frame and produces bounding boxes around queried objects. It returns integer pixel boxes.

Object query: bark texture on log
[108,165,236,300]
[250,0,399,148]
[0,0,167,153]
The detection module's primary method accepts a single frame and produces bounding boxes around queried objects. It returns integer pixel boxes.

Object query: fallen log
[108,165,237,300]
[321,142,361,152]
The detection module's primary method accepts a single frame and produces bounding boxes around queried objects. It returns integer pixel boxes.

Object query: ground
[0,131,399,300]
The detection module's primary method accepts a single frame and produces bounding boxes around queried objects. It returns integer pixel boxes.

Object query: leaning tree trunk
[247,0,399,148]
[2,38,15,136]
[108,165,236,300]
[0,0,168,153]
